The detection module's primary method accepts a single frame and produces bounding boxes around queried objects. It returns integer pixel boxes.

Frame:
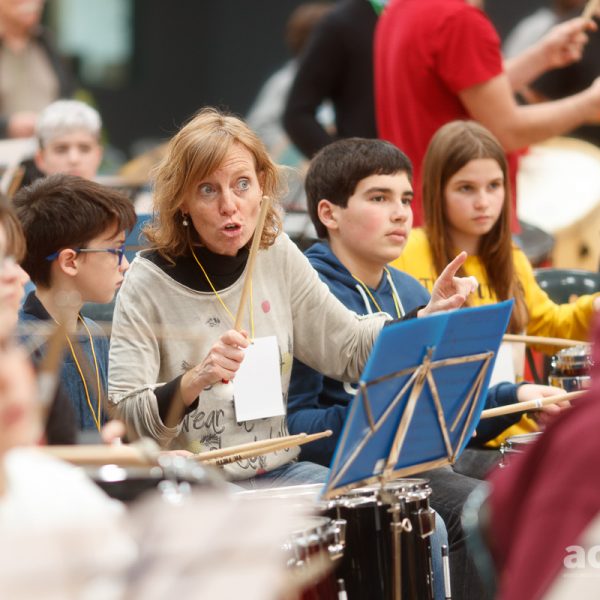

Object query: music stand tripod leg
[390,506,413,600]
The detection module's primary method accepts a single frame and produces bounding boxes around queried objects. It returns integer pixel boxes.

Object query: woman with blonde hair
[392,119,598,445]
[108,107,476,486]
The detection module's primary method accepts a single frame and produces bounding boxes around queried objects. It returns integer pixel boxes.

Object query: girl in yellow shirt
[392,120,598,445]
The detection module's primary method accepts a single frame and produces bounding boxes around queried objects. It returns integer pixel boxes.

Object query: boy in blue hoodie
[287,137,565,467]
[287,138,567,600]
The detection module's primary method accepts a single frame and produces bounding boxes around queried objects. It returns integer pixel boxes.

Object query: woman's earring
[182,213,189,227]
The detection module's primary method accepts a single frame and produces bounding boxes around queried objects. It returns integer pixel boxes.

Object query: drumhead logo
[564,545,600,569]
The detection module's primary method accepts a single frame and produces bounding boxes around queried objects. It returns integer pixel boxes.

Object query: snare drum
[235,485,347,599]
[86,456,211,503]
[499,432,543,468]
[548,344,592,392]
[328,478,435,600]
[285,515,345,600]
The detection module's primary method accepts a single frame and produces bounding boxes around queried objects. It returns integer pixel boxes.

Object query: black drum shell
[327,479,435,600]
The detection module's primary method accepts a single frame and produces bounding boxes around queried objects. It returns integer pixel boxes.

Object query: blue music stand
[324,300,513,499]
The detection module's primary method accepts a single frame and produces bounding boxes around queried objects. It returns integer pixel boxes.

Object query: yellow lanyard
[64,315,103,432]
[352,267,402,318]
[190,244,255,339]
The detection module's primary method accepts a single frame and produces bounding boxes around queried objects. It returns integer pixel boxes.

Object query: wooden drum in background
[517,137,600,271]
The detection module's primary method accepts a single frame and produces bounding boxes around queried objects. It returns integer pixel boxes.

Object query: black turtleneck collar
[145,245,250,292]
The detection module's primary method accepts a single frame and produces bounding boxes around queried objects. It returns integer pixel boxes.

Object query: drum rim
[346,477,430,495]
[336,478,432,506]
[85,463,166,482]
[552,344,592,367]
[288,514,333,534]
[383,477,430,491]
[505,432,543,445]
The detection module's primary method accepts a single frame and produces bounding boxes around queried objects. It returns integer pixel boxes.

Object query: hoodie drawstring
[352,268,403,319]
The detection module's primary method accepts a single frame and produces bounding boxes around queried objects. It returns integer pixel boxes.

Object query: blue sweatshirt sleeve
[287,359,347,467]
[473,381,524,444]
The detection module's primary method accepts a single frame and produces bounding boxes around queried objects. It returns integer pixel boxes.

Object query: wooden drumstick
[194,432,307,461]
[218,195,271,385]
[40,441,157,467]
[202,430,333,467]
[502,333,588,348]
[480,389,585,419]
[582,0,600,20]
[234,195,271,331]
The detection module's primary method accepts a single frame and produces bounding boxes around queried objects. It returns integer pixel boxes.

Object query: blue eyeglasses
[45,245,127,266]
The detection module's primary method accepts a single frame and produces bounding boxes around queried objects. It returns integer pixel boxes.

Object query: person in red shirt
[374,0,600,229]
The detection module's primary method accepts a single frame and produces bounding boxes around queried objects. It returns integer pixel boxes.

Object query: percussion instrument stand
[389,503,413,600]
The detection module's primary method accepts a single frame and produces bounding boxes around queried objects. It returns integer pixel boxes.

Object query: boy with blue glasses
[13,174,135,433]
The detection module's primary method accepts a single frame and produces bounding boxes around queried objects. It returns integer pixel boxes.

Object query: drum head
[342,484,380,498]
[340,478,431,505]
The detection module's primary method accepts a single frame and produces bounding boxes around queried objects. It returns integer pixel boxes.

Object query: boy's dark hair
[13,174,136,287]
[305,137,413,238]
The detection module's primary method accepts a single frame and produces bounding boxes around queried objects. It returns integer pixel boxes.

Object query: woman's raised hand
[418,252,478,317]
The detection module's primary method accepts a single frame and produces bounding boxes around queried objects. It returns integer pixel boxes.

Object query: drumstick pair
[197,430,333,467]
[194,432,308,461]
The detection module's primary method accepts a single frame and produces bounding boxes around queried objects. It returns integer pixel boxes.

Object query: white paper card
[233,336,284,422]
[489,342,517,386]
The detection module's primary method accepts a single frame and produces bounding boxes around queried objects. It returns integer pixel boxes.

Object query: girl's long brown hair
[422,120,527,333]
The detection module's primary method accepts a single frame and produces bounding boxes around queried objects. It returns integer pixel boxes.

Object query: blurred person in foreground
[0,197,135,598]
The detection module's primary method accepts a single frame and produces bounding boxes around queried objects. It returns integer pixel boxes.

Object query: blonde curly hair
[145,107,284,260]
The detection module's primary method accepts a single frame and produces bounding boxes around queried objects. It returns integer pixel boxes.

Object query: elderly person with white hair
[34,99,103,180]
